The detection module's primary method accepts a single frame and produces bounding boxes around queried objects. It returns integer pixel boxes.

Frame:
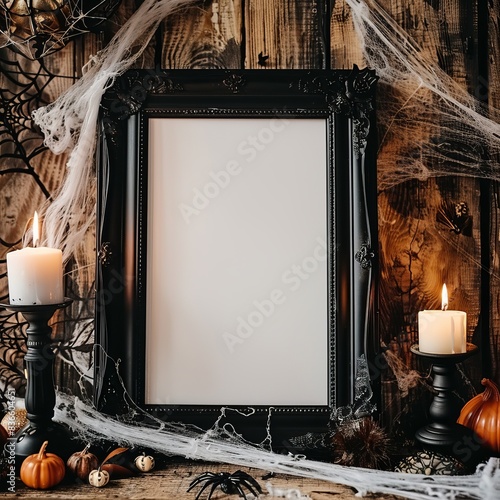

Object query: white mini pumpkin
[135,453,155,472]
[89,468,110,487]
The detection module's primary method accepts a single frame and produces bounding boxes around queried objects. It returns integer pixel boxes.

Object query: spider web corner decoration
[0,0,121,59]
[0,43,96,403]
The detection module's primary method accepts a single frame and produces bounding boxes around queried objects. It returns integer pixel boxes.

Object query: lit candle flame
[441,283,448,311]
[33,211,39,248]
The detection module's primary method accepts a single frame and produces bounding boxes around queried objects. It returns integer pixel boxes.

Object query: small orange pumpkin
[457,378,500,453]
[20,441,66,489]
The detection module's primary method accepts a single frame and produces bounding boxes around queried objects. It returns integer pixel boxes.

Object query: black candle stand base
[14,421,75,469]
[411,343,479,453]
[0,299,77,468]
[414,422,474,449]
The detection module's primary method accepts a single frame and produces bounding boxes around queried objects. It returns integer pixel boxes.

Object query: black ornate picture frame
[95,67,378,448]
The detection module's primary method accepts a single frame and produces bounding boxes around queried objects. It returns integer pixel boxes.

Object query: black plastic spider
[187,470,262,499]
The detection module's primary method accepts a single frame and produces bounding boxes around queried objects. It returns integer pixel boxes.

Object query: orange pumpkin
[457,378,500,453]
[20,441,66,489]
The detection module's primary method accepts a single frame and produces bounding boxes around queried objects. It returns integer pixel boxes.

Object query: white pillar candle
[6,211,64,305]
[7,247,64,305]
[418,310,467,354]
[418,283,467,354]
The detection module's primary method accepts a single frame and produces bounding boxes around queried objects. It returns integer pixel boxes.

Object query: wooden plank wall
[488,0,500,385]
[1,0,499,441]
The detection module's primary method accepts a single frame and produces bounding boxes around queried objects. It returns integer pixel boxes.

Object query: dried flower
[330,417,391,469]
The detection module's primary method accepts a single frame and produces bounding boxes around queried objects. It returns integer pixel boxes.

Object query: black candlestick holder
[0,299,75,466]
[411,343,478,450]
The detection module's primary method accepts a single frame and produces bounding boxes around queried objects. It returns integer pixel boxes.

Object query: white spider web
[346,0,500,192]
[24,1,500,496]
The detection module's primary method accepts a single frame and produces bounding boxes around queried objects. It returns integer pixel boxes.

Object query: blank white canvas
[145,117,329,406]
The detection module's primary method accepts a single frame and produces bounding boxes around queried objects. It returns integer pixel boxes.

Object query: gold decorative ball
[33,1,72,35]
[7,0,71,39]
[1,408,28,437]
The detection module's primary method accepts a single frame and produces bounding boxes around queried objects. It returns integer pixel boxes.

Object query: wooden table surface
[10,460,399,499]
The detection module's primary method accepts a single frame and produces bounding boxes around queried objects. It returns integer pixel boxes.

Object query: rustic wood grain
[488,181,500,382]
[375,3,481,330]
[12,460,398,499]
[104,0,157,69]
[487,0,500,382]
[370,0,486,435]
[378,179,480,340]
[161,0,242,69]
[488,1,500,107]
[244,0,325,69]
[330,0,365,69]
